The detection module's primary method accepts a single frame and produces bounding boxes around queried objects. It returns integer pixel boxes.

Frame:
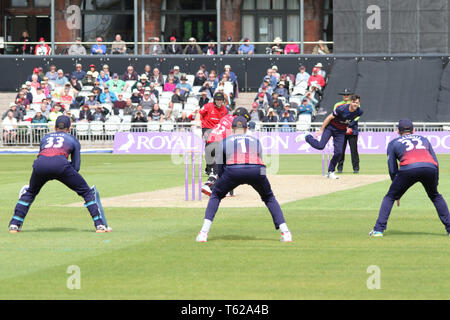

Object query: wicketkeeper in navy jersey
[369,119,450,237]
[304,94,362,179]
[8,116,110,233]
[196,116,292,242]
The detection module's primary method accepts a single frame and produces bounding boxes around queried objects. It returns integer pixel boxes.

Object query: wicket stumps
[185,150,202,201]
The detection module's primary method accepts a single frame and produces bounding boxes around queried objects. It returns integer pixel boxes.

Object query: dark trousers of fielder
[10,156,103,227]
[204,165,286,229]
[305,125,345,173]
[373,167,450,233]
[337,134,359,172]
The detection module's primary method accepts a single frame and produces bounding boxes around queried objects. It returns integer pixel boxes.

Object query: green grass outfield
[1,154,450,299]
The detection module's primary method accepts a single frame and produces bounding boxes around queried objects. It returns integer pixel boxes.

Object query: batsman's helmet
[233,107,250,121]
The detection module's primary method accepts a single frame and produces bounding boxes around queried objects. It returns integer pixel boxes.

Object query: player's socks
[279,223,289,233]
[201,219,212,233]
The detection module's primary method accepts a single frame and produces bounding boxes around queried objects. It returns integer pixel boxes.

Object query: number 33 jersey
[38,132,81,171]
[387,134,438,180]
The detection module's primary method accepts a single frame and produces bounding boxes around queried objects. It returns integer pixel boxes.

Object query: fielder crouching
[9,116,110,233]
[196,116,292,242]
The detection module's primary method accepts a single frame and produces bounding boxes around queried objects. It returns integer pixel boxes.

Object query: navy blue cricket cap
[339,88,353,95]
[232,116,248,129]
[55,115,71,129]
[398,119,414,132]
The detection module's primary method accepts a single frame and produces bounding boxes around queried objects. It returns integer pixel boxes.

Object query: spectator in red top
[284,39,300,54]
[35,38,51,55]
[308,67,325,89]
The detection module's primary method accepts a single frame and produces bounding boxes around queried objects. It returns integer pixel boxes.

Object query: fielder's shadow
[209,235,277,242]
[386,230,445,237]
[25,227,78,233]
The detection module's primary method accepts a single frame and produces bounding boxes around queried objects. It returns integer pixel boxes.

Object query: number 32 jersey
[387,134,438,180]
[38,132,81,172]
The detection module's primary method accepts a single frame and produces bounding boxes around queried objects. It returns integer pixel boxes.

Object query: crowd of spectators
[11,31,331,56]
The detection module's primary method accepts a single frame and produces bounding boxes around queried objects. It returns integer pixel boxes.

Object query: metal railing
[1,122,449,148]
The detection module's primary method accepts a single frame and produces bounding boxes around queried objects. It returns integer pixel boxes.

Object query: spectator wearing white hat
[314,62,326,79]
[183,37,202,54]
[272,65,280,82]
[141,91,155,110]
[220,65,237,83]
[148,37,163,55]
[131,88,142,104]
[173,66,181,81]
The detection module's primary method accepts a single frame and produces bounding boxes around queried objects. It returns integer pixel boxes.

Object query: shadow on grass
[386,229,446,237]
[24,227,78,233]
[210,234,277,242]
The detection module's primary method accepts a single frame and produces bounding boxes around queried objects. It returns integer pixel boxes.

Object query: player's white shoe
[9,224,21,234]
[280,231,292,242]
[369,230,383,237]
[201,184,212,197]
[196,231,208,242]
[95,224,111,233]
[327,171,339,179]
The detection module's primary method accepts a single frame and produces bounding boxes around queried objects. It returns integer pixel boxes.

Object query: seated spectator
[88,64,99,80]
[295,65,310,86]
[183,37,202,54]
[148,83,159,102]
[132,104,147,118]
[2,103,23,121]
[39,102,50,118]
[135,82,145,95]
[85,93,100,108]
[82,71,95,87]
[45,65,58,81]
[123,99,135,115]
[275,81,289,102]
[48,103,64,122]
[203,41,217,55]
[297,97,314,116]
[176,75,192,98]
[131,89,142,104]
[200,81,214,100]
[284,39,300,54]
[272,66,281,82]
[194,70,208,86]
[60,85,74,108]
[72,63,86,81]
[279,74,291,92]
[96,70,111,86]
[165,36,183,54]
[141,91,155,110]
[132,74,150,91]
[92,105,108,122]
[262,68,277,90]
[68,37,87,55]
[270,92,283,109]
[279,105,295,132]
[148,37,163,55]
[164,77,177,92]
[221,36,237,54]
[199,91,209,108]
[69,76,82,95]
[64,110,77,123]
[308,67,326,89]
[143,64,152,79]
[149,68,164,87]
[79,104,93,122]
[113,92,127,115]
[249,102,264,122]
[91,37,107,55]
[312,40,330,55]
[301,90,319,110]
[270,37,284,55]
[35,37,51,55]
[92,87,102,100]
[2,111,18,144]
[308,82,323,104]
[148,104,165,122]
[177,111,191,123]
[173,66,182,81]
[29,74,41,91]
[220,65,237,83]
[314,62,327,79]
[41,79,52,98]
[32,86,46,104]
[99,86,117,104]
[27,67,42,83]
[111,34,127,54]
[262,108,278,123]
[131,108,148,131]
[238,38,254,54]
[253,92,269,110]
[122,65,139,81]
[106,73,125,93]
[31,110,47,126]
[102,64,111,78]
[54,69,69,88]
[271,99,283,116]
[16,30,33,55]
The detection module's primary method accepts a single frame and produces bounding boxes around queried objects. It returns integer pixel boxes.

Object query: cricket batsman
[201,107,250,196]
[196,116,292,242]
[8,115,111,233]
[303,94,362,179]
[369,119,450,237]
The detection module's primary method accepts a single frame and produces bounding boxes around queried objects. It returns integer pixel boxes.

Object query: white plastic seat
[71,109,80,119]
[160,91,173,99]
[186,96,199,105]
[186,74,195,87]
[122,115,132,123]
[75,122,89,135]
[105,122,119,135]
[161,122,175,131]
[296,113,312,131]
[90,121,104,135]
